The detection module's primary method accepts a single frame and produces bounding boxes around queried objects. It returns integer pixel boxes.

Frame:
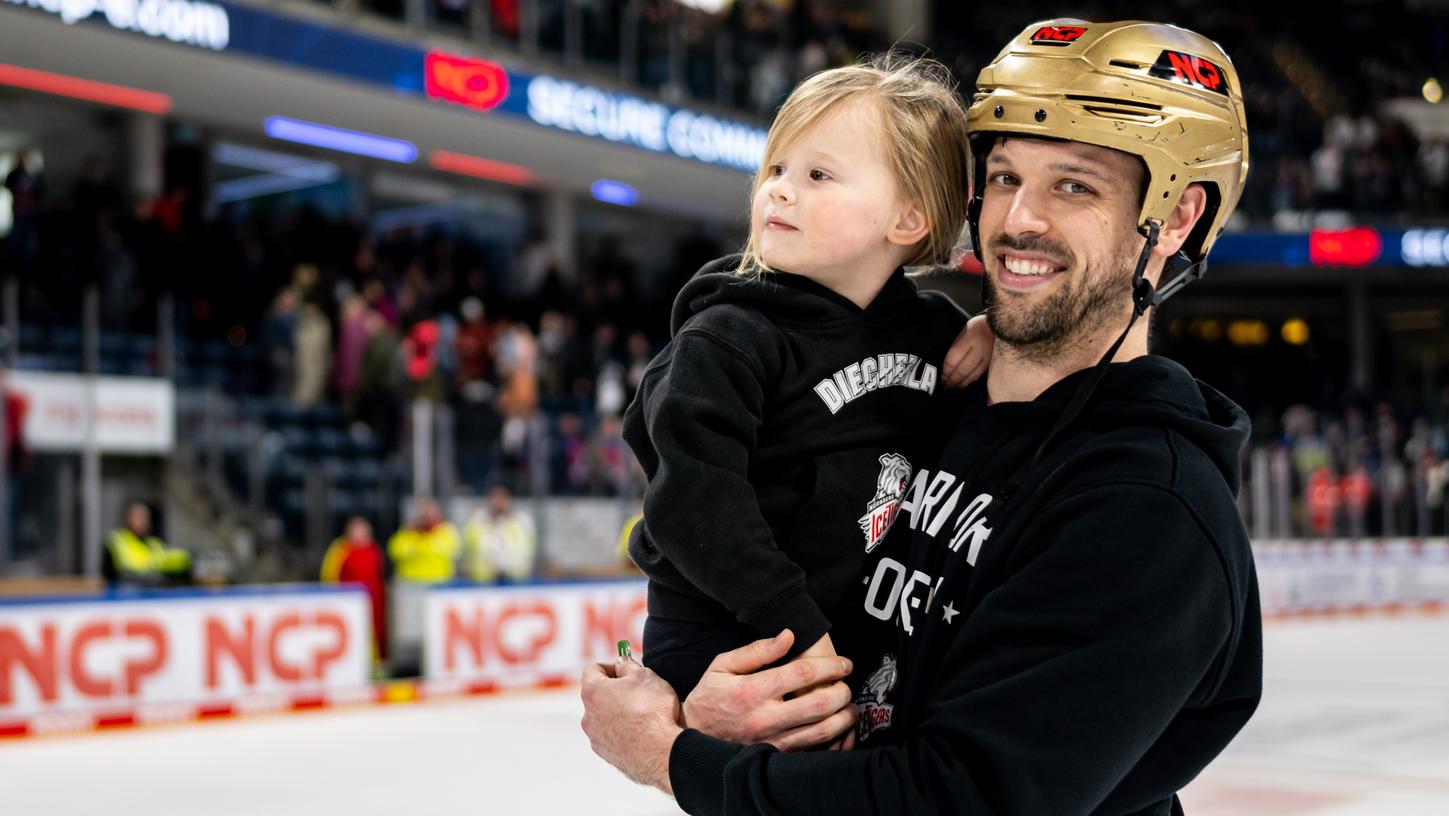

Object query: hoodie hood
[994,355,1250,495]
[668,254,923,336]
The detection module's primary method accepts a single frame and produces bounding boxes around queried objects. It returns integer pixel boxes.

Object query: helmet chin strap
[1002,220,1173,499]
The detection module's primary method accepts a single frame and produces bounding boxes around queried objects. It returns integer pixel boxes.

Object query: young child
[623,55,989,698]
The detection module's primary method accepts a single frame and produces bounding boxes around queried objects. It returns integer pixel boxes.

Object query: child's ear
[887,201,931,248]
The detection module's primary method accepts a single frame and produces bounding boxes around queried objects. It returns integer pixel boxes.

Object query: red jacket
[321,538,387,660]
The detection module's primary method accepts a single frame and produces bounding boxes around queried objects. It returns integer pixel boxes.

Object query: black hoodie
[668,355,1263,816]
[624,255,967,663]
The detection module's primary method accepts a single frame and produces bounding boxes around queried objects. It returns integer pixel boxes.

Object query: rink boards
[5,539,1449,740]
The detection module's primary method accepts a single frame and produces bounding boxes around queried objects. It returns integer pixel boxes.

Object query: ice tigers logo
[856,654,898,741]
[860,454,912,553]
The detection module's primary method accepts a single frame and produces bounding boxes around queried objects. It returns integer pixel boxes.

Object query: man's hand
[683,629,857,751]
[580,660,684,795]
[943,314,993,389]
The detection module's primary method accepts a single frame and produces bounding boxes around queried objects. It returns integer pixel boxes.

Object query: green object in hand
[617,640,633,661]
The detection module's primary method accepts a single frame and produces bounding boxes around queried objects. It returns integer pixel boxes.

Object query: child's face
[752,97,916,286]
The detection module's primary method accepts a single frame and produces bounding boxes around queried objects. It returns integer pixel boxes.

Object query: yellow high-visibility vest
[107,528,190,577]
[464,513,536,583]
[387,524,460,583]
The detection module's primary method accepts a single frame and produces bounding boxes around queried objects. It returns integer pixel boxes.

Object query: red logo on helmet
[1149,50,1229,96]
[1029,26,1087,46]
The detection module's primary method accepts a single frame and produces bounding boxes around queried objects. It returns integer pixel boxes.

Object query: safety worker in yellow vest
[387,496,460,583]
[102,501,191,587]
[463,485,537,583]
[616,502,643,572]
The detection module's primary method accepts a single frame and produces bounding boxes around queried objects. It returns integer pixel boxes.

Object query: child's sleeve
[638,327,829,655]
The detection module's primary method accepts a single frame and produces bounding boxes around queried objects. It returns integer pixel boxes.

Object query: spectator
[463,485,538,583]
[262,287,299,399]
[623,331,652,406]
[358,309,404,447]
[3,150,42,273]
[616,502,643,571]
[293,286,333,407]
[321,516,388,664]
[386,497,461,584]
[334,295,371,410]
[102,501,191,587]
[455,297,495,385]
[586,414,633,496]
[2,367,28,553]
[550,412,591,494]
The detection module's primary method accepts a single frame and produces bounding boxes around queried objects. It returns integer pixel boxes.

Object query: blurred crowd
[335,0,888,118]
[1270,399,1449,538]
[7,0,1449,562]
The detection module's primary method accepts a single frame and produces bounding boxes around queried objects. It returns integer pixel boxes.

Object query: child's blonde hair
[738,54,971,277]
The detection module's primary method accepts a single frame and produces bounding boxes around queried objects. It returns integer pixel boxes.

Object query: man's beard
[984,233,1136,364]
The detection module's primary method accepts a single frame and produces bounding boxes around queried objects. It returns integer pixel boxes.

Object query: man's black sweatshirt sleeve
[669,483,1257,815]
[638,327,831,652]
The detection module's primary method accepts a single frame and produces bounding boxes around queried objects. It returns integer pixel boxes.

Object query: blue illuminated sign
[11,0,771,173]
[520,75,765,172]
[264,117,417,163]
[591,179,639,206]
[222,3,763,172]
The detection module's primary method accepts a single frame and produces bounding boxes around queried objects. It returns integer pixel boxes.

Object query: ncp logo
[1149,50,1230,96]
[425,52,510,113]
[1030,25,1087,46]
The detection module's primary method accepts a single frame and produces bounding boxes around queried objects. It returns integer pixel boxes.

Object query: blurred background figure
[386,496,460,675]
[102,501,191,588]
[386,497,459,585]
[463,485,537,583]
[321,516,388,666]
[1,366,29,558]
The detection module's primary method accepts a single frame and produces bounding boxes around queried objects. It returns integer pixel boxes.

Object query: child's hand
[942,314,993,389]
[797,632,837,661]
[790,634,856,751]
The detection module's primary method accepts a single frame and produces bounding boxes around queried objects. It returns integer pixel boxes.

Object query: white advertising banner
[9,371,176,454]
[1255,539,1449,615]
[423,580,646,685]
[0,586,370,718]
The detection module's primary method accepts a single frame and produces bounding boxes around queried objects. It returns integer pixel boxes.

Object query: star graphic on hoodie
[941,601,959,624]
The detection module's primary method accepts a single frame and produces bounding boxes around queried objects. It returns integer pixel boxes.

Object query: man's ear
[887,201,931,248]
[1153,183,1209,259]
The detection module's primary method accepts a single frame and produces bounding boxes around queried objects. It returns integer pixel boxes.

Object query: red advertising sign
[425,582,646,685]
[0,589,369,717]
[424,51,509,113]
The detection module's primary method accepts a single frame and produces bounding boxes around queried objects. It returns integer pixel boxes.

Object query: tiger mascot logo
[860,453,912,553]
[856,654,898,741]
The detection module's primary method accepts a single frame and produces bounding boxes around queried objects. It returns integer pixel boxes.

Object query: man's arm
[580,630,856,790]
[663,484,1257,815]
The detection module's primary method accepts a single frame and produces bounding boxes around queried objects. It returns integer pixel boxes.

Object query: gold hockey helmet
[966,20,1250,264]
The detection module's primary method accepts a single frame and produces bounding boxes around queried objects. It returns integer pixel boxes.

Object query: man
[581,20,1262,815]
[386,497,461,583]
[103,501,192,587]
[463,485,537,583]
[387,496,461,673]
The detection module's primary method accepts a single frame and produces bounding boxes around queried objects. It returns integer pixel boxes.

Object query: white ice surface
[3,613,1446,815]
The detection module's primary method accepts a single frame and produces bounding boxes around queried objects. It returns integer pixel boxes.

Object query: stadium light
[0,62,171,114]
[264,117,418,163]
[429,150,535,186]
[591,179,639,207]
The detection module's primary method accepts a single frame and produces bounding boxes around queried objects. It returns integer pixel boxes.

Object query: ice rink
[3,611,1446,816]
